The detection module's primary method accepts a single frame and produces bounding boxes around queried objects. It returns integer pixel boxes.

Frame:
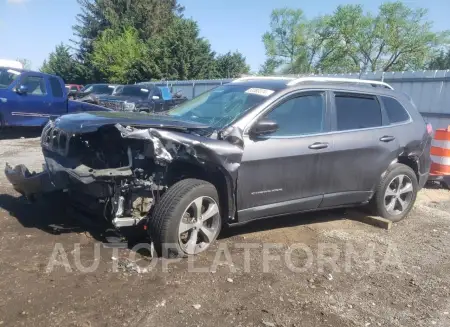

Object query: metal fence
[151,70,450,129]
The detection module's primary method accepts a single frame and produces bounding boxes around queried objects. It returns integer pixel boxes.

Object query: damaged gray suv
[5,77,432,257]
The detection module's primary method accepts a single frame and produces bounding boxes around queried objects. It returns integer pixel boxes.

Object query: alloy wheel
[384,174,414,215]
[178,196,220,255]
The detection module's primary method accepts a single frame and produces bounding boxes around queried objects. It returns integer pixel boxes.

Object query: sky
[1,0,450,71]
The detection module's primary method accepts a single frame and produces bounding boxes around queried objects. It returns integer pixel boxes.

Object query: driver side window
[264,93,326,137]
[20,76,48,96]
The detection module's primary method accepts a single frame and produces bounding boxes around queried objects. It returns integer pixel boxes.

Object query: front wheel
[148,179,222,258]
[369,163,418,222]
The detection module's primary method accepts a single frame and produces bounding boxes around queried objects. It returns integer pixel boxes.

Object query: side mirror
[16,84,28,95]
[152,95,160,100]
[250,118,279,136]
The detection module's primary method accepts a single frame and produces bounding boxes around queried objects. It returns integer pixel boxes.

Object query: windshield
[93,84,115,95]
[167,84,275,129]
[114,85,150,98]
[80,84,92,92]
[0,68,21,89]
[82,84,115,95]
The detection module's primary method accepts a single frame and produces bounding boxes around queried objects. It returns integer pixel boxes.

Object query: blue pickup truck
[0,67,109,128]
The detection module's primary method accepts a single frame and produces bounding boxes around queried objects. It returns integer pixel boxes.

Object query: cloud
[7,0,29,4]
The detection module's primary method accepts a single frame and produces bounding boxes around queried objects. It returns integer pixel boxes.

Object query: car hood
[76,91,111,97]
[97,95,147,103]
[53,111,210,134]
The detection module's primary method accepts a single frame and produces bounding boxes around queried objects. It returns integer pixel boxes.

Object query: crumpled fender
[115,123,244,180]
[116,124,245,220]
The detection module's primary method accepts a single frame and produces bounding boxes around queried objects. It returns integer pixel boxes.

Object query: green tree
[262,2,449,74]
[214,51,250,78]
[258,58,283,75]
[91,26,149,83]
[325,2,445,72]
[148,18,218,80]
[428,49,450,69]
[262,8,309,74]
[72,0,182,81]
[262,9,340,74]
[40,44,86,83]
[73,0,239,82]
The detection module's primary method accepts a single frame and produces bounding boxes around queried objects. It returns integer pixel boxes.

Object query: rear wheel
[369,163,418,222]
[148,179,222,258]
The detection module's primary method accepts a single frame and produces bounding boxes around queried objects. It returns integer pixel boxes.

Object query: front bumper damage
[4,119,244,228]
[5,154,133,198]
[5,164,62,199]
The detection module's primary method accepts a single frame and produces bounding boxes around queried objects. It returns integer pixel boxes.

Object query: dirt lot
[0,136,450,327]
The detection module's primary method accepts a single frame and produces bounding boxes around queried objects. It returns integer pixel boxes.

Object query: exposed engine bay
[5,114,245,230]
[54,124,168,227]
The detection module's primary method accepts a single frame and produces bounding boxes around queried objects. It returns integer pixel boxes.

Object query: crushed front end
[5,113,244,230]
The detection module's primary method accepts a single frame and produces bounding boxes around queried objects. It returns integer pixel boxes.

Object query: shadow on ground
[425,180,449,190]
[220,208,347,240]
[0,193,108,240]
[0,127,42,140]
[1,192,361,252]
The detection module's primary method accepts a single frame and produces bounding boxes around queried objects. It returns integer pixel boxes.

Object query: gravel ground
[0,136,449,327]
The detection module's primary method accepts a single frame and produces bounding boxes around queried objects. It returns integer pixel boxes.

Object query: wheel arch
[396,155,419,181]
[165,161,235,223]
[370,155,420,201]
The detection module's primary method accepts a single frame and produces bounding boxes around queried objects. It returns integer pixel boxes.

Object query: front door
[237,91,332,222]
[10,73,53,127]
[151,87,165,112]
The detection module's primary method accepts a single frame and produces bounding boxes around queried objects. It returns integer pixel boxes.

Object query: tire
[148,179,222,258]
[369,163,418,222]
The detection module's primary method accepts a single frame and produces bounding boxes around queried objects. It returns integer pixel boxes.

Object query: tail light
[426,123,433,135]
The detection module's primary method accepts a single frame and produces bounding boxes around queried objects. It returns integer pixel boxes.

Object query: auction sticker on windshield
[245,88,274,97]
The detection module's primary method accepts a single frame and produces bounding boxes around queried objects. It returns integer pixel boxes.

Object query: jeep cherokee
[4,77,432,257]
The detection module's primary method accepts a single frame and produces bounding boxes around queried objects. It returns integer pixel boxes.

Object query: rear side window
[335,94,382,131]
[49,78,64,98]
[381,96,410,124]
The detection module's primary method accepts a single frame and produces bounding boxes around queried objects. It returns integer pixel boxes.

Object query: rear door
[237,90,333,222]
[320,91,400,208]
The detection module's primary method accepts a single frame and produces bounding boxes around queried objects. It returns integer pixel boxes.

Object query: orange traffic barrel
[430,125,450,176]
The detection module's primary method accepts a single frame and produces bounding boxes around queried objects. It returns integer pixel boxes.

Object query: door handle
[308,142,329,150]
[380,135,395,142]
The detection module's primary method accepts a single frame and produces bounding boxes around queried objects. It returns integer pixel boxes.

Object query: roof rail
[232,76,295,83]
[286,77,393,89]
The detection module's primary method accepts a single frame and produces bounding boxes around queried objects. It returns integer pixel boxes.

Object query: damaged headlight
[123,101,136,111]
